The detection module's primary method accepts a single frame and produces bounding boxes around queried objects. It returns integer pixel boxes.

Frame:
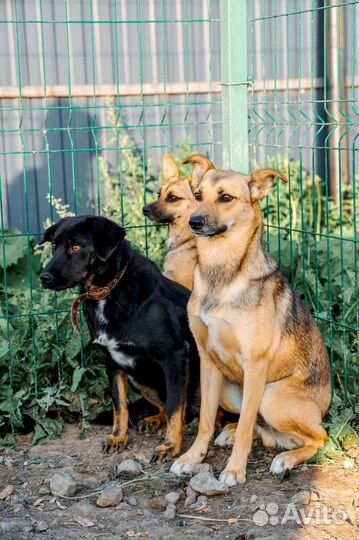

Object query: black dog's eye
[71,244,82,253]
[219,194,234,203]
[194,192,202,201]
[166,194,180,203]
[51,243,56,251]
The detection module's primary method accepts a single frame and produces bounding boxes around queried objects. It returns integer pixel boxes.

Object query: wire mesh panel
[248,0,359,402]
[0,0,221,427]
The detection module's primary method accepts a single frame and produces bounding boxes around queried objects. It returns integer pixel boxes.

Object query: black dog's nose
[143,206,151,216]
[189,215,205,230]
[40,271,54,285]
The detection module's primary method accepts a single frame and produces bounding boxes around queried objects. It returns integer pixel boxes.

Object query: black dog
[39,215,199,461]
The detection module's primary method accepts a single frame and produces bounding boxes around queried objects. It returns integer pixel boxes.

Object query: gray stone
[127,496,138,506]
[165,491,180,505]
[184,494,197,507]
[38,486,50,496]
[32,520,49,533]
[192,463,213,475]
[291,490,311,505]
[67,500,95,517]
[116,458,142,476]
[164,504,176,519]
[189,472,229,496]
[96,485,123,507]
[185,485,196,497]
[50,472,77,497]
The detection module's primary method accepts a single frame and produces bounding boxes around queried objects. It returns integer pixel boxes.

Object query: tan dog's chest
[189,273,280,383]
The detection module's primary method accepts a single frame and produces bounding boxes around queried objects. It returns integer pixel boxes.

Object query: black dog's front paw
[137,411,167,434]
[150,440,179,464]
[103,433,128,455]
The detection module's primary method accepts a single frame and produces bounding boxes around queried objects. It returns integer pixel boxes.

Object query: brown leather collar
[71,260,130,335]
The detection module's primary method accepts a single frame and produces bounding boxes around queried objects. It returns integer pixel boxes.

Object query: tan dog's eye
[194,192,202,201]
[72,245,81,253]
[219,194,234,203]
[166,194,180,203]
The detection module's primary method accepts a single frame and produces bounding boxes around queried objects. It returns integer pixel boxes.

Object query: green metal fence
[245,0,359,403]
[0,0,358,436]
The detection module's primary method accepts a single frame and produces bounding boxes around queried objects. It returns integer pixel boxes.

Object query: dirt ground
[0,422,358,540]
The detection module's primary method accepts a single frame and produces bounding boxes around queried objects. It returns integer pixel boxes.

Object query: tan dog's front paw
[103,433,128,454]
[219,466,246,486]
[170,445,207,476]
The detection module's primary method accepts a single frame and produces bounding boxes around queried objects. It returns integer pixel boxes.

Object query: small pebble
[0,485,14,500]
[250,494,258,503]
[291,490,311,505]
[50,472,77,497]
[164,505,176,520]
[165,492,180,505]
[190,472,228,496]
[191,463,213,475]
[184,494,197,507]
[116,459,142,476]
[96,485,123,508]
[32,520,49,533]
[149,496,167,511]
[127,496,138,507]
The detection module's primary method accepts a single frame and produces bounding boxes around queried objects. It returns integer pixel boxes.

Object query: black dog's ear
[89,217,126,262]
[38,223,58,245]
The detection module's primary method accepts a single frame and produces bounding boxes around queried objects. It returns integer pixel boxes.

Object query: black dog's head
[39,216,126,291]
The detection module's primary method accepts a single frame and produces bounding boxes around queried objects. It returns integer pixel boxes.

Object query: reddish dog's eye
[72,245,81,253]
[219,194,234,203]
[194,192,202,201]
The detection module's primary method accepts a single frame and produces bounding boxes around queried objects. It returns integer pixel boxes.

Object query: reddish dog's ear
[248,169,288,201]
[183,154,216,189]
[162,155,180,183]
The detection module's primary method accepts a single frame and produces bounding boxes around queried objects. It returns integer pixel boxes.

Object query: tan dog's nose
[189,215,205,231]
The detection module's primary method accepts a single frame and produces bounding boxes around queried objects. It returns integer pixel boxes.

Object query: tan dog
[143,154,215,290]
[171,164,332,485]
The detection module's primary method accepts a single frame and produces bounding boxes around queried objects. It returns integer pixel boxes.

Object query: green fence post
[220,0,249,172]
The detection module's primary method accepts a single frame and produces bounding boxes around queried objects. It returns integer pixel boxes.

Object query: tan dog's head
[188,166,287,237]
[143,154,215,225]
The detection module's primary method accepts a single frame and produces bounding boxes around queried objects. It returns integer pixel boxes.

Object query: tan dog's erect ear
[248,169,288,201]
[183,154,216,189]
[162,155,180,183]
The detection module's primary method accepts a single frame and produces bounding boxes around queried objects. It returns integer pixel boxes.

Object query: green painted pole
[220,0,249,172]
